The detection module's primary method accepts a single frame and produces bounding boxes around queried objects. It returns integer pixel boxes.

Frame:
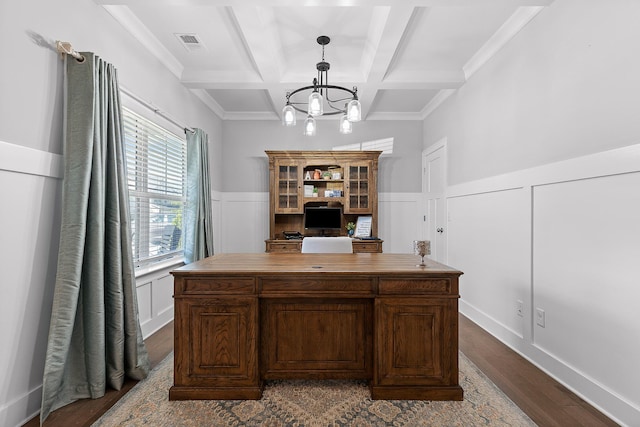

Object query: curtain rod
[55,40,195,134]
[120,87,195,134]
[56,41,85,62]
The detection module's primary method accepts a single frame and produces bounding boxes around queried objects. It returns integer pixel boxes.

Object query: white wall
[218,192,421,255]
[424,0,640,186]
[447,146,640,426]
[0,1,222,426]
[422,1,640,425]
[221,120,424,193]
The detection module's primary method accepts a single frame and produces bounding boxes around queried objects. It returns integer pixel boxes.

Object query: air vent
[174,33,207,53]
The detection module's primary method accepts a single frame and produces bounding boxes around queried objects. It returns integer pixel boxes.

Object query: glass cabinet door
[275,163,302,213]
[345,163,371,213]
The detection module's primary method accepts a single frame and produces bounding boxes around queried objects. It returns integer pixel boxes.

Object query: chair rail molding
[0,140,63,179]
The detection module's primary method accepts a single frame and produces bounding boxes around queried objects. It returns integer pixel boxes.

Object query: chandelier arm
[327,103,346,113]
[287,84,357,99]
[289,104,344,116]
[326,95,354,103]
[287,84,317,98]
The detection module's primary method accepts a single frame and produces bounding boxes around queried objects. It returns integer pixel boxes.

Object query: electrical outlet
[535,308,545,327]
[516,300,523,317]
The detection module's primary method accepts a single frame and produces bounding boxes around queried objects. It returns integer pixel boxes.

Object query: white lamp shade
[303,116,316,136]
[282,104,296,126]
[347,99,361,122]
[308,91,323,116]
[339,114,352,134]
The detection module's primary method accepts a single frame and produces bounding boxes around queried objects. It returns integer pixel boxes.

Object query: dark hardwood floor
[24,322,174,427]
[25,315,618,427]
[458,315,618,427]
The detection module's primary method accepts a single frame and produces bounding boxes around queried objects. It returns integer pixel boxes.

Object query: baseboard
[459,302,637,427]
[0,384,42,427]
[140,309,174,340]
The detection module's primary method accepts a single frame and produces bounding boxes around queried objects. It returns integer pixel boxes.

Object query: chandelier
[282,36,361,136]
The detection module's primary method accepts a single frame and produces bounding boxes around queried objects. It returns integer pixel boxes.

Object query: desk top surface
[173,253,462,277]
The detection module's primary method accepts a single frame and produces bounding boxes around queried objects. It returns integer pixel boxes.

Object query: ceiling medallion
[282,36,361,136]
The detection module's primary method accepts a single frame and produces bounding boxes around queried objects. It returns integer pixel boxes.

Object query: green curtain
[184,128,214,263]
[40,53,150,423]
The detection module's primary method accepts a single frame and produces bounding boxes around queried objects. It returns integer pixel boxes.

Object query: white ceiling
[99,0,554,121]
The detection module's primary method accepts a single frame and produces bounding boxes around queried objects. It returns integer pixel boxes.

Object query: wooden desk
[170,253,463,401]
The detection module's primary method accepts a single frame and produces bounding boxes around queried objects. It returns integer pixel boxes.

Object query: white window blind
[123,107,187,269]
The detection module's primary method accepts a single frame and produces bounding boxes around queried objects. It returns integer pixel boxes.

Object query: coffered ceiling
[98,0,554,121]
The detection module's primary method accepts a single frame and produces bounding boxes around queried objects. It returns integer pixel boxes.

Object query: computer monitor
[303,206,342,232]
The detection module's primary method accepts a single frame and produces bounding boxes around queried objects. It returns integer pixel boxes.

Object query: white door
[422,142,446,263]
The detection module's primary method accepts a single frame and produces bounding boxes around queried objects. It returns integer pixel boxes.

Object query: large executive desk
[170,253,463,401]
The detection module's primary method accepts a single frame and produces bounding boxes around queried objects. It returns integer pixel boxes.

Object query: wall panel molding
[449,143,640,426]
[448,143,640,198]
[0,140,63,179]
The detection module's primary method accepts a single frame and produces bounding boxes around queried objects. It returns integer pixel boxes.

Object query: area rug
[92,353,536,426]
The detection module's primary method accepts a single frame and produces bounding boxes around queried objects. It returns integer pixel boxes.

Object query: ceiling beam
[96,0,554,7]
[230,6,287,117]
[180,77,465,91]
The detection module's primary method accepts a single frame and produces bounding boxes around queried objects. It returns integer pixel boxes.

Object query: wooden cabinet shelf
[266,151,381,252]
[304,197,344,203]
[265,238,383,254]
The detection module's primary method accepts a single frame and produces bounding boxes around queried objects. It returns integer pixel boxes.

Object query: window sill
[135,257,185,280]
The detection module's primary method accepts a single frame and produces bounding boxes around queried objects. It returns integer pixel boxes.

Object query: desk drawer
[378,278,452,295]
[266,241,302,253]
[352,241,383,253]
[261,276,374,296]
[179,277,256,295]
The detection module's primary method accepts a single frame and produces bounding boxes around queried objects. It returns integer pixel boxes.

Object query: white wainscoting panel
[136,281,153,326]
[532,172,640,415]
[447,188,530,340]
[0,142,62,427]
[154,274,175,320]
[136,267,180,339]
[220,192,269,253]
[211,191,222,255]
[378,193,423,254]
[448,143,640,426]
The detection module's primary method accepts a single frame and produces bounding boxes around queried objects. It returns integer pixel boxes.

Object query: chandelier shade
[308,90,323,116]
[282,104,296,126]
[283,36,360,135]
[303,116,317,136]
[339,114,352,134]
[347,98,362,122]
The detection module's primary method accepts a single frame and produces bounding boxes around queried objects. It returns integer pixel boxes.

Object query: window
[123,107,187,269]
[333,137,394,154]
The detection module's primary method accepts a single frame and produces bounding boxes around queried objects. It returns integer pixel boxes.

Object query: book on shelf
[304,185,314,197]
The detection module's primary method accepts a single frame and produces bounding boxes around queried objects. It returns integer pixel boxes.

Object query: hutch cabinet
[265,150,382,253]
[274,161,302,213]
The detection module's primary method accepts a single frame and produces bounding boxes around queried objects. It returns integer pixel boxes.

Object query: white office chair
[301,237,353,253]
